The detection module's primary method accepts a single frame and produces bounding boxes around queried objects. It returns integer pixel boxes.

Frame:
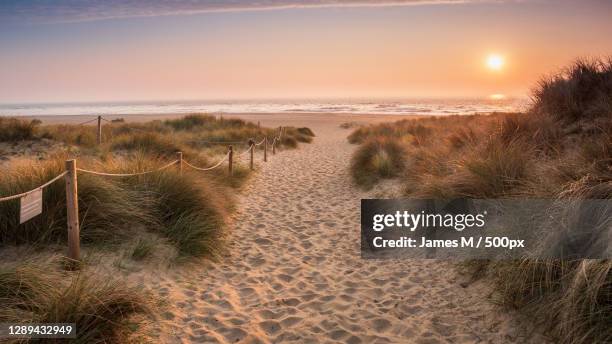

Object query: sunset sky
[1,0,611,103]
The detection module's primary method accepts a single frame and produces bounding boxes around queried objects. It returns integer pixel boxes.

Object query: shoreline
[18,112,431,127]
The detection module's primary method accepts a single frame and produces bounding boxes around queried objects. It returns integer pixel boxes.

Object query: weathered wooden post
[65,159,80,262]
[176,151,183,175]
[264,137,268,162]
[96,115,102,145]
[248,139,254,171]
[272,138,276,155]
[228,145,233,175]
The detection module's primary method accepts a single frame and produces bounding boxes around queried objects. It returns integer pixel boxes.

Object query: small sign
[20,189,43,224]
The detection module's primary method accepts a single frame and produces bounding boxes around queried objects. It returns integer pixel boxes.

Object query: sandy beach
[33,112,542,343]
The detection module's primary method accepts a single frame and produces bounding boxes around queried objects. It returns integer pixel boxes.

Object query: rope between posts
[76,160,178,177]
[200,140,246,145]
[77,118,98,126]
[0,123,284,200]
[239,144,254,157]
[0,172,68,202]
[183,152,230,171]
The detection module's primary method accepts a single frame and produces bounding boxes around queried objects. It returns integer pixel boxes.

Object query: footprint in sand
[150,122,546,344]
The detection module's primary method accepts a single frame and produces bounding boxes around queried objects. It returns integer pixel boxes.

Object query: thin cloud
[0,0,500,24]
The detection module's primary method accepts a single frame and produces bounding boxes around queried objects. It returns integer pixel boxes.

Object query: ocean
[0,98,527,117]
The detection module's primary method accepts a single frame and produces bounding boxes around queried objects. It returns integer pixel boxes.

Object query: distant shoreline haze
[0,98,528,117]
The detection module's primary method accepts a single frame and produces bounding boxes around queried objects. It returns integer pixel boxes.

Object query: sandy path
[151,121,538,343]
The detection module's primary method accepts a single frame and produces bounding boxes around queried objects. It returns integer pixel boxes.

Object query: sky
[0,0,611,103]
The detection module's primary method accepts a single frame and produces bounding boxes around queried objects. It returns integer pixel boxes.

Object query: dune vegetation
[349,59,611,343]
[0,117,40,141]
[1,114,314,255]
[0,114,314,342]
[0,258,152,343]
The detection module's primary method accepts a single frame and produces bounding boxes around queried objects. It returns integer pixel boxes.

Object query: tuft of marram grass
[130,238,155,261]
[532,58,612,123]
[165,114,248,131]
[0,259,152,343]
[297,127,315,137]
[142,171,228,258]
[111,131,183,157]
[0,117,40,142]
[113,155,230,258]
[458,139,533,197]
[350,137,407,188]
[491,259,611,344]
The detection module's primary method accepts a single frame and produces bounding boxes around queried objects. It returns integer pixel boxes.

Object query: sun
[486,54,505,70]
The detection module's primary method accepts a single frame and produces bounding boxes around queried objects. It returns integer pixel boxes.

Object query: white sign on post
[20,189,43,224]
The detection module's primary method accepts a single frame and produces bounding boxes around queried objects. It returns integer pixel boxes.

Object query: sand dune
[124,115,544,343]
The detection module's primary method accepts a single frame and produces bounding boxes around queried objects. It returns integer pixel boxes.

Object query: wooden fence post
[65,159,80,262]
[228,145,233,175]
[248,139,254,171]
[272,139,276,155]
[96,115,102,145]
[264,137,268,162]
[176,151,183,175]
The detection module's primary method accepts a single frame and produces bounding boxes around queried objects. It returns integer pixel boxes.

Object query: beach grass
[1,115,313,256]
[0,117,40,142]
[348,58,612,343]
[0,114,314,341]
[0,259,153,343]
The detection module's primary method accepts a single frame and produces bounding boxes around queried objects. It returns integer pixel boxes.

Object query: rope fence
[0,172,67,202]
[76,118,99,126]
[183,152,229,172]
[76,160,179,177]
[0,118,285,262]
[199,140,245,145]
[239,144,254,157]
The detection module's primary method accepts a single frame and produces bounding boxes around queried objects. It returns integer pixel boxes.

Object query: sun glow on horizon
[486,54,505,71]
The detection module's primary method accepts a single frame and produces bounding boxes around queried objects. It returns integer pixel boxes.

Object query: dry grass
[0,118,40,142]
[0,114,314,340]
[0,157,154,246]
[0,154,231,259]
[0,259,152,343]
[348,58,612,343]
[0,113,308,344]
[0,114,313,256]
[38,114,309,156]
[0,115,314,257]
[351,137,407,188]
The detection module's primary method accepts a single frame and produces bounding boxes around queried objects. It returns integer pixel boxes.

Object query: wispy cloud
[0,0,500,24]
